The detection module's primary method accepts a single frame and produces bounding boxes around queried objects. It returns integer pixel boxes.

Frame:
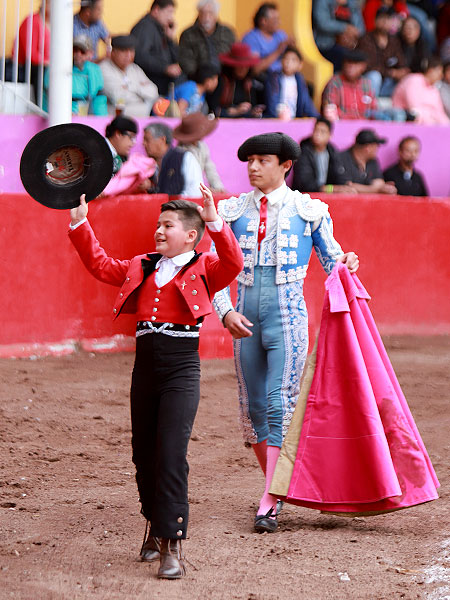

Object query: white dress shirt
[253,182,289,266]
[154,251,195,287]
[179,141,224,191]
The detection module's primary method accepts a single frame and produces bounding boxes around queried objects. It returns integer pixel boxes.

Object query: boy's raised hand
[198,182,219,223]
[70,194,88,226]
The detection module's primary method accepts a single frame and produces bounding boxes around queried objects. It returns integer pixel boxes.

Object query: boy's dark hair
[314,116,333,132]
[398,135,420,150]
[193,65,221,84]
[151,0,175,11]
[253,3,277,28]
[282,46,302,62]
[105,116,138,138]
[160,199,205,246]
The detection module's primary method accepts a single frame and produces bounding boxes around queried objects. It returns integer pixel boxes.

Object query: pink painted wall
[1,115,450,197]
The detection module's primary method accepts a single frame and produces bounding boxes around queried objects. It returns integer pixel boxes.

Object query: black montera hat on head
[237,132,300,162]
[20,123,114,210]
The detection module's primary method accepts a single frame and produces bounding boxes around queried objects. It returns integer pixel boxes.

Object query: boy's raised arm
[70,193,89,227]
[68,194,131,286]
[197,182,219,224]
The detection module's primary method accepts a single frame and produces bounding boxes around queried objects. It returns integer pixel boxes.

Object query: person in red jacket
[363,0,409,33]
[16,2,50,66]
[68,187,243,579]
[13,2,50,93]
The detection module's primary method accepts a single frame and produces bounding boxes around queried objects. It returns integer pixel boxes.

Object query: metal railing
[1,0,73,124]
[0,0,47,115]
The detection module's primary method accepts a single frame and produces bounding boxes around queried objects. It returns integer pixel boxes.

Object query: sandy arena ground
[0,336,449,600]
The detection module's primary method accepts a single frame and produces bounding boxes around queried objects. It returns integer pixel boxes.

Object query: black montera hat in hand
[20,123,114,209]
[237,132,300,162]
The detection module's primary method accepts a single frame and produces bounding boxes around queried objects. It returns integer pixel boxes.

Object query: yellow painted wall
[235,0,296,38]
[3,0,236,58]
[105,0,236,37]
[294,0,333,106]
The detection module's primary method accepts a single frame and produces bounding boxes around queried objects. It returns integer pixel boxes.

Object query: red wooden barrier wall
[0,193,449,359]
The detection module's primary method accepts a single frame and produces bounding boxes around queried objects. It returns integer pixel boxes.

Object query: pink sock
[257,445,280,517]
[251,439,267,475]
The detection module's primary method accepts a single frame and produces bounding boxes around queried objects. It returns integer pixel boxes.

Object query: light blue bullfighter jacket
[213,188,344,320]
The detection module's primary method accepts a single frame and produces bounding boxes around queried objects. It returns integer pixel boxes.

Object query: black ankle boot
[139,521,161,562]
[157,538,186,579]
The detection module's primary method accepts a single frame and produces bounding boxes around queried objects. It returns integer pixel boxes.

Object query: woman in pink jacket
[392,56,450,124]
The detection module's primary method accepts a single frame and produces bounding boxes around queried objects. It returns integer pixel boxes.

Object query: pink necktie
[258,196,268,249]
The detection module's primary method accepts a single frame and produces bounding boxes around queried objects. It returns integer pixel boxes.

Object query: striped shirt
[73,14,108,60]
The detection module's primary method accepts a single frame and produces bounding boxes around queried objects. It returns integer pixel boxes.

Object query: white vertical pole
[13,0,21,113]
[36,0,47,109]
[1,0,7,83]
[25,0,34,103]
[48,0,73,125]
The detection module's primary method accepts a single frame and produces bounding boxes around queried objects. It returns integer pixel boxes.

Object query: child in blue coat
[265,47,319,119]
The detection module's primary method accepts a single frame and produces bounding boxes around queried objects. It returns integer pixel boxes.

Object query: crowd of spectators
[11,0,450,126]
[101,110,429,200]
[292,118,430,195]
[10,0,447,199]
[314,0,449,124]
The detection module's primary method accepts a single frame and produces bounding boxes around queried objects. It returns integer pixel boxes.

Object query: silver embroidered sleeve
[312,214,343,275]
[210,237,235,321]
[213,287,234,321]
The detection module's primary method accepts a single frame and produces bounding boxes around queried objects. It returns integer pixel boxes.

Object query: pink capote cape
[102,154,156,197]
[271,262,439,515]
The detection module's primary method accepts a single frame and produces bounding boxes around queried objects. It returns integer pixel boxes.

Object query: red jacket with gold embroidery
[69,220,243,324]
